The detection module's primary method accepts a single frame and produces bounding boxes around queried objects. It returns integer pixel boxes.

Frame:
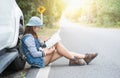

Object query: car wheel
[7,55,26,71]
[7,23,26,71]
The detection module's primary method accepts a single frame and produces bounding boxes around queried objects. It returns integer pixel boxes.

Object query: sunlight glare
[59,0,89,27]
[59,13,77,28]
[65,0,84,13]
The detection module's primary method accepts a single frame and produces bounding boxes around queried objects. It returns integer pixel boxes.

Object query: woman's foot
[69,56,86,66]
[84,53,98,64]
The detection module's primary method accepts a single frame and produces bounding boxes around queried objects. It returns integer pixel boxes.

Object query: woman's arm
[24,35,45,57]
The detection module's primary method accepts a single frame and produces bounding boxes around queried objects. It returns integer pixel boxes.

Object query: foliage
[80,0,120,27]
[16,0,37,24]
[16,0,66,27]
[16,0,120,27]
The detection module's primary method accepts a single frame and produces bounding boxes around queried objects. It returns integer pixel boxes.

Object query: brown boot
[69,56,86,66]
[84,53,98,64]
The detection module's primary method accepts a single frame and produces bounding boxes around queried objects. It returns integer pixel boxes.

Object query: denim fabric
[21,34,45,68]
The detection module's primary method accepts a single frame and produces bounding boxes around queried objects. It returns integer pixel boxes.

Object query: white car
[0,0,25,73]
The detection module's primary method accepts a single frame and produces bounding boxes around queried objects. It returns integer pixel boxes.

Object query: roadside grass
[20,71,26,78]
[89,24,120,29]
[78,23,120,29]
[38,25,59,41]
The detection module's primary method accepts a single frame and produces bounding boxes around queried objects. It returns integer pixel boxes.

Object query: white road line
[36,64,51,78]
[26,64,51,78]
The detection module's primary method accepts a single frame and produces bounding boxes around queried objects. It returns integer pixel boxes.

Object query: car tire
[7,22,26,71]
[7,55,26,71]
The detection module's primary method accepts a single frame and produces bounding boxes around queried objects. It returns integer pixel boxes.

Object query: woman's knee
[54,42,61,48]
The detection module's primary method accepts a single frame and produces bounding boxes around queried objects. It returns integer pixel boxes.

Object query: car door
[0,0,13,50]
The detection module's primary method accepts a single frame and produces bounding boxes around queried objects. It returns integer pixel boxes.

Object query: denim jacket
[21,34,46,68]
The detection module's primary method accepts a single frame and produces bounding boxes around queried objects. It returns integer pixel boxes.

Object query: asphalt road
[48,24,120,78]
[1,24,120,78]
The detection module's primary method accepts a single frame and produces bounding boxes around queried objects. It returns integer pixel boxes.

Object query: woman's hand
[44,46,55,55]
[44,37,50,42]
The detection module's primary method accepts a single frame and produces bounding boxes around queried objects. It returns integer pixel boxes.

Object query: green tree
[16,0,66,28]
[92,0,120,26]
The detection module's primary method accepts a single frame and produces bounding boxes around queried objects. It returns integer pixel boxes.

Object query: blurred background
[16,0,120,28]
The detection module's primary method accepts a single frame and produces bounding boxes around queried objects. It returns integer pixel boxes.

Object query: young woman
[21,16,98,68]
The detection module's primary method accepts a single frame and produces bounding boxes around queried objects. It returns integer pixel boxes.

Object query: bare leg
[70,52,85,59]
[44,42,86,65]
[54,42,74,59]
[54,42,85,59]
[44,53,54,66]
[44,50,62,65]
[50,51,63,63]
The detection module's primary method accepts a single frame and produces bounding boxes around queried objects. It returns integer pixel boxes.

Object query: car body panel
[0,0,25,73]
[0,0,23,50]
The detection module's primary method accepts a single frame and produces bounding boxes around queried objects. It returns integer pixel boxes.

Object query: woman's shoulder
[22,34,34,41]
